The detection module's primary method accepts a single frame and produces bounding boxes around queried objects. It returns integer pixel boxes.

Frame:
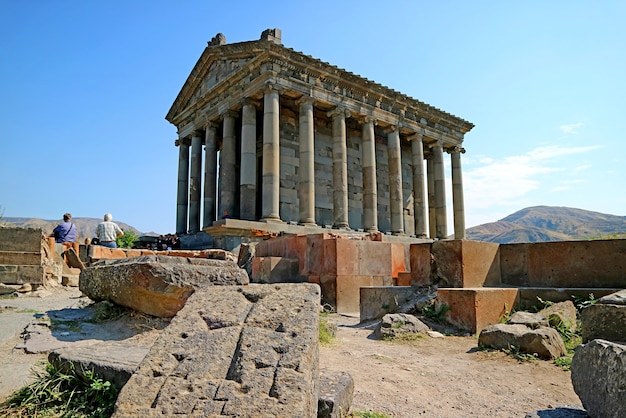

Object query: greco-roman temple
[166,29,474,246]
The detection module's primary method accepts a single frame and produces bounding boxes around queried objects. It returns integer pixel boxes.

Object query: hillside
[466,206,626,243]
[1,217,141,243]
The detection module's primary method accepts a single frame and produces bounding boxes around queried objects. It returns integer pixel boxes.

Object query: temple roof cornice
[167,38,474,139]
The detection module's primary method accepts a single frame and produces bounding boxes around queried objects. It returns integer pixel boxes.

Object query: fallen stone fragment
[478,323,567,359]
[374,313,430,339]
[539,300,578,333]
[571,339,626,418]
[79,255,249,317]
[113,283,320,417]
[49,341,152,390]
[318,369,354,418]
[507,311,548,328]
[580,289,626,343]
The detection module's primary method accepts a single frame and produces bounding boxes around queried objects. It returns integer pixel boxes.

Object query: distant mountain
[466,206,626,243]
[1,217,141,243]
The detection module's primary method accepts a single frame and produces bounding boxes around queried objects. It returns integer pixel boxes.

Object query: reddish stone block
[111,249,127,259]
[336,240,360,276]
[431,240,500,288]
[124,249,143,258]
[390,242,407,278]
[336,275,386,314]
[437,288,519,334]
[358,241,390,276]
[396,272,412,287]
[409,243,432,287]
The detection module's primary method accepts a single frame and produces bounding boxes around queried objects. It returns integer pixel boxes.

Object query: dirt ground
[0,285,584,417]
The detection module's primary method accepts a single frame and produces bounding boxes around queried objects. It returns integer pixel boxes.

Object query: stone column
[410,134,428,238]
[426,151,436,239]
[361,117,378,232]
[262,84,281,221]
[188,131,203,233]
[431,140,448,239]
[240,99,257,221]
[450,146,466,240]
[387,126,404,235]
[203,122,218,228]
[328,107,350,229]
[297,97,316,225]
[175,138,190,235]
[219,110,237,219]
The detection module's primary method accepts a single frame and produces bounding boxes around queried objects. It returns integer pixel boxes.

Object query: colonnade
[175,88,466,240]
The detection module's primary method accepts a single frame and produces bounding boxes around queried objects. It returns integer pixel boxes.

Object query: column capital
[242,97,260,108]
[327,106,350,119]
[358,115,376,125]
[205,120,220,130]
[383,124,400,135]
[295,95,316,107]
[264,81,283,94]
[447,145,466,154]
[428,139,444,149]
[175,137,192,147]
[407,132,424,142]
[220,109,238,120]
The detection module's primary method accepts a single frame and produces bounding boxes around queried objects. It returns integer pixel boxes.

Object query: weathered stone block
[251,256,301,283]
[336,275,388,314]
[581,302,626,343]
[408,243,432,286]
[437,288,519,334]
[318,369,354,418]
[431,240,500,288]
[0,227,43,252]
[113,284,320,417]
[501,240,626,288]
[79,256,248,317]
[571,339,626,418]
[360,286,419,322]
[478,323,567,359]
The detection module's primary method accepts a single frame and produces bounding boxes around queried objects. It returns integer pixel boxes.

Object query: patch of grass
[421,303,450,322]
[319,315,336,346]
[554,356,573,370]
[349,410,392,418]
[502,345,538,362]
[0,362,118,418]
[382,332,424,344]
[89,301,130,323]
[571,293,597,311]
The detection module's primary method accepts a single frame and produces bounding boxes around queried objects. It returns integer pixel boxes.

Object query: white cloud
[559,122,585,134]
[461,144,600,225]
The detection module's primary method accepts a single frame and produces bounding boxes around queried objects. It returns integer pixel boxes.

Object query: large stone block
[478,323,567,359]
[431,240,500,288]
[113,284,321,417]
[79,255,249,317]
[408,243,432,287]
[251,256,302,283]
[360,286,419,322]
[571,339,626,418]
[0,227,43,252]
[501,240,626,288]
[0,251,42,265]
[581,294,626,343]
[437,288,519,334]
[336,275,389,314]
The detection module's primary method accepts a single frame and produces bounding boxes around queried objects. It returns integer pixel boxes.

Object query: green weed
[319,315,336,346]
[421,303,450,322]
[0,362,118,418]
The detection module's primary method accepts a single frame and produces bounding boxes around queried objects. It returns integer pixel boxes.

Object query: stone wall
[0,227,49,285]
[500,239,626,288]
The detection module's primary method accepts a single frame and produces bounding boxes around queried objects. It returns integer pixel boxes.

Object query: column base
[333,224,351,230]
[260,217,284,224]
[299,221,317,227]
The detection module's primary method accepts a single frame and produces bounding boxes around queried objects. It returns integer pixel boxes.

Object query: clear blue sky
[1,1,624,234]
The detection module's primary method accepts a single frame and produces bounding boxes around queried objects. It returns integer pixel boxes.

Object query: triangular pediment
[180,57,252,112]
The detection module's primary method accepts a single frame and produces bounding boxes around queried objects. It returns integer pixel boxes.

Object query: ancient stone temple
[166,29,474,240]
